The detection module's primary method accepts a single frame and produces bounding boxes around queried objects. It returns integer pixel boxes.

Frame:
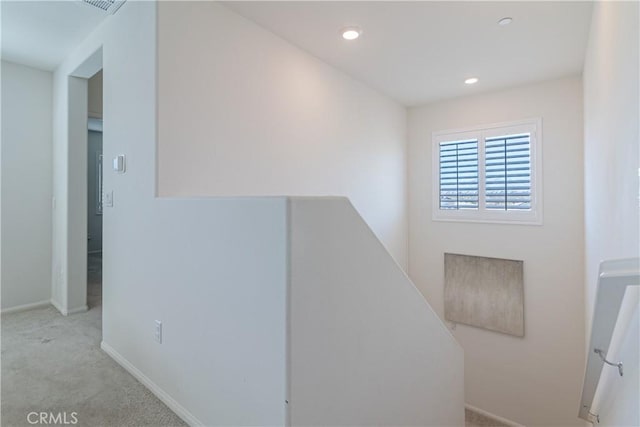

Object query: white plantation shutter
[484,134,532,210]
[439,140,479,210]
[432,119,542,224]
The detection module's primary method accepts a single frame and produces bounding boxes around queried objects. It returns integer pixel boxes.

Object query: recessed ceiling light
[465,77,479,85]
[341,27,362,41]
[498,17,513,26]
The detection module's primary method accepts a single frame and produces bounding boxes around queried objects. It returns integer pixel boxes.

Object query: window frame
[432,118,543,225]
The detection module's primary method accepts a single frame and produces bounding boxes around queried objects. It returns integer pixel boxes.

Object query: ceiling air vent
[82,0,126,14]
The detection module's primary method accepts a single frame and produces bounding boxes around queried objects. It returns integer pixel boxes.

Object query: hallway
[1,254,185,427]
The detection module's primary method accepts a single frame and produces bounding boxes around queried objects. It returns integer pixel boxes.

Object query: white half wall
[157,1,408,269]
[1,60,53,311]
[583,1,639,424]
[408,76,585,426]
[289,197,464,426]
[104,197,289,426]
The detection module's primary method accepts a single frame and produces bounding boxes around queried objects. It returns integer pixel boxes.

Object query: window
[439,139,479,210]
[432,119,542,224]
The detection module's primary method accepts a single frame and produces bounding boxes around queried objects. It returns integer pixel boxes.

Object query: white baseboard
[1,300,50,315]
[50,299,88,316]
[50,298,65,314]
[101,341,203,426]
[465,404,525,427]
[66,305,88,315]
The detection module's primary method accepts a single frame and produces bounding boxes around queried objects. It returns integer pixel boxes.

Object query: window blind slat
[439,139,479,210]
[484,133,532,211]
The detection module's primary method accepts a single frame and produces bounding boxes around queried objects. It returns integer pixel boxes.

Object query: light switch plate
[155,320,162,343]
[113,155,126,173]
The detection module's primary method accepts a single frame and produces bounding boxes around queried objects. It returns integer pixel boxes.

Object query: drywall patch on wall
[444,253,524,337]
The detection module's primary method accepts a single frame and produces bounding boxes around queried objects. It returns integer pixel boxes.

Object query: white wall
[408,76,585,426]
[52,58,87,314]
[583,1,639,424]
[88,70,102,119]
[52,4,463,423]
[1,60,53,311]
[65,75,89,313]
[102,198,289,426]
[157,2,408,268]
[54,4,289,425]
[289,197,463,426]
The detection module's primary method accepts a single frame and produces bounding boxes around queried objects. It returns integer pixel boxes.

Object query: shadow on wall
[87,129,102,254]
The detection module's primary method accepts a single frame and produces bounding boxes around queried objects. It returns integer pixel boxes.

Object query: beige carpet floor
[1,254,186,427]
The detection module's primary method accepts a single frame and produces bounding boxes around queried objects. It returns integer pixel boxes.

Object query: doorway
[87,70,103,309]
[52,47,102,316]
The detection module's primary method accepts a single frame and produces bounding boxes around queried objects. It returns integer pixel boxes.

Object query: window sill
[432,212,543,226]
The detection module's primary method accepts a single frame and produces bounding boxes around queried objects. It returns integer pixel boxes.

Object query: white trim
[50,299,88,316]
[50,298,65,314]
[66,305,88,315]
[432,118,542,138]
[432,118,543,226]
[101,341,204,426]
[1,300,50,315]
[465,403,526,427]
